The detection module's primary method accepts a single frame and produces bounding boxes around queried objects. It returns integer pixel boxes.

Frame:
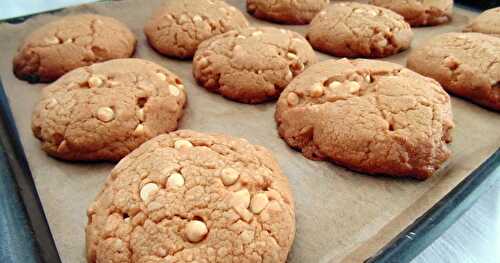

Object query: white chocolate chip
[64,38,73,44]
[185,220,208,243]
[137,108,145,122]
[156,72,167,81]
[174,139,193,149]
[44,36,60,44]
[251,31,263,36]
[365,74,372,83]
[280,29,287,34]
[319,11,327,16]
[97,107,115,122]
[376,38,388,48]
[347,81,360,93]
[167,173,185,188]
[169,85,180,96]
[230,189,250,209]
[286,52,298,60]
[236,35,246,39]
[88,75,104,88]
[140,183,159,202]
[285,69,293,81]
[250,193,269,214]
[198,57,209,68]
[221,167,240,186]
[310,83,324,97]
[287,92,299,106]
[45,98,58,109]
[179,14,190,23]
[134,124,145,135]
[193,15,202,22]
[328,81,342,90]
[229,6,237,12]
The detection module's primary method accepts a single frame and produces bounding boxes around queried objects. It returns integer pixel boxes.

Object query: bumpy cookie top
[144,0,249,59]
[32,58,186,161]
[369,0,453,26]
[307,2,413,58]
[276,59,454,179]
[407,32,500,110]
[247,0,330,25]
[464,7,500,37]
[86,130,295,262]
[193,27,317,103]
[14,14,136,82]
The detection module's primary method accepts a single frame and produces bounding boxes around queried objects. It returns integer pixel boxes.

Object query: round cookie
[407,32,500,111]
[275,59,454,179]
[369,0,453,26]
[144,0,249,59]
[464,7,500,37]
[32,58,187,161]
[247,0,330,25]
[193,27,317,103]
[306,2,413,58]
[14,14,136,83]
[86,130,295,262]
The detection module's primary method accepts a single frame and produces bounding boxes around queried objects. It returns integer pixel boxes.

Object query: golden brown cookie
[407,32,500,111]
[464,7,500,37]
[193,27,317,103]
[369,0,453,26]
[144,0,249,59]
[86,130,295,262]
[13,14,136,83]
[247,0,330,25]
[306,2,413,58]
[275,59,454,179]
[32,58,187,161]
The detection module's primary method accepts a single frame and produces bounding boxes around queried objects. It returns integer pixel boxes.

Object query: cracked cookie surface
[144,0,249,59]
[306,2,413,58]
[193,27,317,104]
[463,7,500,37]
[86,130,295,263]
[407,33,500,111]
[275,59,454,179]
[32,58,187,161]
[14,14,136,83]
[246,0,330,25]
[369,0,453,26]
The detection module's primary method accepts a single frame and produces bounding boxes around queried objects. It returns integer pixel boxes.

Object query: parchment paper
[0,1,499,262]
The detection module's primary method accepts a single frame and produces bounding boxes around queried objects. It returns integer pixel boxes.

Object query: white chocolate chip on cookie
[231,189,250,209]
[156,72,167,81]
[185,220,208,243]
[221,167,240,186]
[174,139,193,149]
[89,75,104,88]
[310,83,324,97]
[140,183,159,202]
[45,98,58,109]
[346,81,360,93]
[44,36,60,45]
[250,193,269,214]
[137,108,145,122]
[97,107,115,122]
[169,85,180,96]
[167,172,185,188]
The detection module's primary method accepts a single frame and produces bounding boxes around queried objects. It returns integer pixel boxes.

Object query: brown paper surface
[0,1,499,262]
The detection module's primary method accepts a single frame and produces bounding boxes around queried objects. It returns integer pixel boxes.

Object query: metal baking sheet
[0,0,499,262]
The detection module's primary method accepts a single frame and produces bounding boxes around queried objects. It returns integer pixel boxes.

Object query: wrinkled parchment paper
[0,1,499,262]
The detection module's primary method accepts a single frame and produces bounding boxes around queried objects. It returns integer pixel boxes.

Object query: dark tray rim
[0,1,499,262]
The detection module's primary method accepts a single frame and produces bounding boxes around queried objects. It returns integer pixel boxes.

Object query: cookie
[247,0,330,25]
[369,0,453,26]
[407,33,500,111]
[86,130,295,262]
[464,7,500,37]
[144,0,249,59]
[32,58,187,161]
[275,59,454,179]
[193,27,317,103]
[14,14,136,83]
[306,2,413,58]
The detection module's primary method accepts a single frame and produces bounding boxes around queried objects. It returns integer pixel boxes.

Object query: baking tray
[0,1,499,262]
